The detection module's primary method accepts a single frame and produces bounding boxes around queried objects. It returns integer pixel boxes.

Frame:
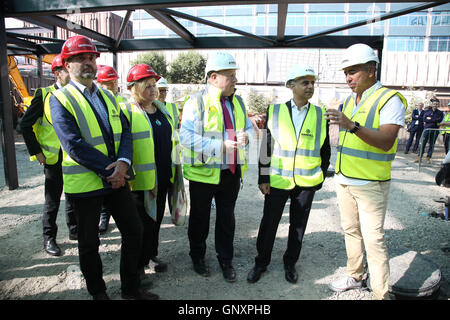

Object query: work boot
[426,157,431,164]
[414,156,421,163]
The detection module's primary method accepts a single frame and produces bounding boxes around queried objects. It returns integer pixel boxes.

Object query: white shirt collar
[291,99,308,112]
[352,81,382,103]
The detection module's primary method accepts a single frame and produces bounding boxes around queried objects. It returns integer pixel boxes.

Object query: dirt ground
[0,131,448,301]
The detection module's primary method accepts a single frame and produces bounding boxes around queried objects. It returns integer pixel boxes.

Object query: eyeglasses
[215,71,237,80]
[159,89,168,93]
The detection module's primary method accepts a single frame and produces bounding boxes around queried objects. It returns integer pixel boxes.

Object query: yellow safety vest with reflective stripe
[336,87,407,181]
[163,101,180,128]
[441,113,450,134]
[30,85,61,165]
[268,103,326,190]
[51,84,123,194]
[183,86,248,185]
[120,99,176,191]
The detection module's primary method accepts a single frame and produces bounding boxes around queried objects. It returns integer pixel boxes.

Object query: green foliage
[246,88,270,114]
[167,52,206,84]
[131,52,167,78]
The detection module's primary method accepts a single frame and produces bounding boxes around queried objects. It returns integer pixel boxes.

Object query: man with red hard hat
[20,54,77,256]
[49,35,156,300]
[95,64,128,234]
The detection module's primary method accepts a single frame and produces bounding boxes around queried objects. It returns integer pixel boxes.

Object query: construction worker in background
[95,65,127,234]
[247,64,330,284]
[49,35,156,300]
[156,77,180,128]
[19,54,77,256]
[325,43,407,300]
[440,103,450,155]
[180,52,253,282]
[123,64,177,284]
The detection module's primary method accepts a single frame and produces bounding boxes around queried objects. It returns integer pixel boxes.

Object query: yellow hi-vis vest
[183,86,248,185]
[30,85,61,165]
[163,101,180,128]
[268,103,326,190]
[441,113,450,134]
[51,84,123,194]
[120,99,176,191]
[336,87,407,181]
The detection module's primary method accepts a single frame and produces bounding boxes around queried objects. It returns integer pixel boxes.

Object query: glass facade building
[132,2,450,52]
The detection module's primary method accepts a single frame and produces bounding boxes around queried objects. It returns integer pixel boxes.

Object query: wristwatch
[349,121,360,134]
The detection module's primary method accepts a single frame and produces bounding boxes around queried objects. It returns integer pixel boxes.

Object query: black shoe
[44,239,62,256]
[151,256,168,272]
[138,267,153,289]
[284,265,298,283]
[121,288,159,300]
[92,292,110,300]
[404,150,409,154]
[220,263,237,283]
[247,265,266,283]
[69,233,78,241]
[99,219,109,234]
[192,259,210,277]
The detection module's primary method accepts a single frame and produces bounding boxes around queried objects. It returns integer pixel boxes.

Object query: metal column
[0,13,19,190]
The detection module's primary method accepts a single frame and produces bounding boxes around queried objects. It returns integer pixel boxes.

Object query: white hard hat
[205,52,239,78]
[340,43,380,70]
[285,64,317,87]
[156,77,169,88]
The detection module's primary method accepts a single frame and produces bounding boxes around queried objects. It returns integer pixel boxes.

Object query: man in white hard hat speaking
[179,51,253,282]
[325,43,407,299]
[247,64,330,284]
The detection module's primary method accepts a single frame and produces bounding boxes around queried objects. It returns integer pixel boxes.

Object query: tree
[131,52,167,78]
[168,52,206,84]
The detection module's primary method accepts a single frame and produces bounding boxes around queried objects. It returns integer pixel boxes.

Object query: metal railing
[417,128,449,172]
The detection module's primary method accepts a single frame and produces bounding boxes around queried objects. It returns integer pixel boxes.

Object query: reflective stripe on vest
[165,101,179,128]
[442,113,450,134]
[51,84,122,193]
[336,87,407,181]
[30,86,61,165]
[268,103,326,189]
[183,88,248,185]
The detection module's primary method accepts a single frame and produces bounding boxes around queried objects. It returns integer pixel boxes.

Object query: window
[429,36,450,51]
[308,13,344,26]
[390,12,427,26]
[431,11,450,26]
[387,36,425,52]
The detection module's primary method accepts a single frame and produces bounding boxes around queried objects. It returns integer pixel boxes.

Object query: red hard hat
[51,54,64,72]
[61,35,100,62]
[126,64,161,89]
[97,65,119,82]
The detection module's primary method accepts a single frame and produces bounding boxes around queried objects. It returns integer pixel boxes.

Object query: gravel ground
[0,132,448,301]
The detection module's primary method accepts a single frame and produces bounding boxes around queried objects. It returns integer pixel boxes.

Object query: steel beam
[114,10,133,50]
[5,1,430,17]
[0,14,19,189]
[286,1,447,46]
[27,15,114,46]
[147,9,195,46]
[277,2,288,43]
[158,8,275,46]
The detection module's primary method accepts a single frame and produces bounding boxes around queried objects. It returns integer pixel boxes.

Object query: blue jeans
[420,129,439,158]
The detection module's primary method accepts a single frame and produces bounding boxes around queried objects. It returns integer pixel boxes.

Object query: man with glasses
[156,77,180,128]
[179,51,253,282]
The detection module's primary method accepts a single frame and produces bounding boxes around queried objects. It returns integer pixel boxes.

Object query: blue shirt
[180,85,253,171]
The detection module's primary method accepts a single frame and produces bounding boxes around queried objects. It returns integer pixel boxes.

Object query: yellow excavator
[8,54,55,117]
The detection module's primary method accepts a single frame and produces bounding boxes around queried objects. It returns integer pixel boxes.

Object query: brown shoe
[121,288,159,300]
[426,157,431,164]
[414,156,421,163]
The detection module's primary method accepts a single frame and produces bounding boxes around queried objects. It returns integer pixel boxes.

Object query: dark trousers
[405,127,423,153]
[68,187,143,296]
[131,180,170,268]
[43,161,77,242]
[443,133,450,155]
[255,186,316,268]
[188,169,240,265]
[420,129,440,158]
